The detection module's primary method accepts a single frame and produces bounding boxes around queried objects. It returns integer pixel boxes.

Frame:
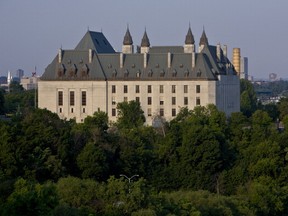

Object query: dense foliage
[1,83,288,215]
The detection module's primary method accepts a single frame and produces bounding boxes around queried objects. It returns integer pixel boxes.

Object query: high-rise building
[240,57,248,79]
[38,27,240,124]
[16,69,24,79]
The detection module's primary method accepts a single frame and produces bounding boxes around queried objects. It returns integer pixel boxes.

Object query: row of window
[112,85,201,94]
[112,96,201,106]
[58,91,86,106]
[111,108,178,117]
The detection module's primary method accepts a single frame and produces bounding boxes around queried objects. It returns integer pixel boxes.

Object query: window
[196,97,201,105]
[112,85,116,93]
[184,97,188,105]
[136,85,140,93]
[112,96,116,105]
[124,85,128,93]
[160,97,164,105]
[136,97,140,103]
[160,108,164,117]
[172,85,176,93]
[196,85,201,93]
[147,108,152,116]
[58,91,63,106]
[184,85,188,94]
[81,91,86,106]
[82,108,86,113]
[172,97,176,105]
[71,108,74,113]
[148,97,152,105]
[112,108,116,116]
[124,97,128,102]
[59,107,62,113]
[70,91,75,106]
[172,108,176,117]
[160,85,164,93]
[148,85,152,93]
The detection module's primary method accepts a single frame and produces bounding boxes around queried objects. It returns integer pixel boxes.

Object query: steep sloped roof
[75,31,115,53]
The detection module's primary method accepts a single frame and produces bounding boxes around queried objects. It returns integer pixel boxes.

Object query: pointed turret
[141,30,150,47]
[122,26,134,53]
[199,29,208,46]
[123,27,133,45]
[141,29,150,53]
[185,27,195,45]
[199,28,208,52]
[184,26,195,53]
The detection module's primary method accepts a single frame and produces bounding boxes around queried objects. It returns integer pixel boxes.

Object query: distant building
[16,69,24,79]
[21,76,38,90]
[39,27,240,124]
[240,57,248,79]
[7,71,12,85]
[0,76,7,85]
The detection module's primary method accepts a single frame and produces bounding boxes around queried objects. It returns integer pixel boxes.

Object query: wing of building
[39,27,240,124]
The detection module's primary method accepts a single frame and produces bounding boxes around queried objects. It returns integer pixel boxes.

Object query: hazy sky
[1,0,288,79]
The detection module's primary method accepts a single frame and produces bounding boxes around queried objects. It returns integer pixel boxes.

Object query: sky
[0,0,288,79]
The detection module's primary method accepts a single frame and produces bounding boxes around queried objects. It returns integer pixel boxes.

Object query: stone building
[38,27,240,124]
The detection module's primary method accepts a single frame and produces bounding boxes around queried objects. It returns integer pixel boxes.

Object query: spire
[185,26,195,45]
[199,28,208,45]
[123,26,133,45]
[141,28,150,47]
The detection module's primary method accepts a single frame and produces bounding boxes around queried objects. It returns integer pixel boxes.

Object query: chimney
[192,52,195,69]
[120,53,124,68]
[144,52,148,68]
[217,43,221,61]
[58,48,62,63]
[168,52,171,68]
[222,45,227,58]
[89,49,93,63]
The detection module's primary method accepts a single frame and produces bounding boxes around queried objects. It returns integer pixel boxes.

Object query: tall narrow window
[196,97,201,105]
[124,85,128,93]
[148,97,152,105]
[112,108,116,116]
[171,85,176,93]
[184,85,188,93]
[196,85,201,93]
[160,85,164,93]
[160,96,164,105]
[58,91,63,106]
[184,97,188,105]
[70,91,75,106]
[172,108,176,117]
[136,85,140,93]
[148,85,152,93]
[81,91,86,106]
[124,97,128,102]
[147,108,152,116]
[160,108,164,117]
[135,97,140,103]
[172,97,176,105]
[112,85,116,93]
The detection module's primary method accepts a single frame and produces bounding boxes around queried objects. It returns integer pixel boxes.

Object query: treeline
[1,80,288,215]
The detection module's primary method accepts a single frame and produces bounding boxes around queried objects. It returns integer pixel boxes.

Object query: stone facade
[38,28,240,124]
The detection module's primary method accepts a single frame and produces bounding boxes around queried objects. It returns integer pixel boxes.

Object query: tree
[278,97,288,120]
[116,100,145,129]
[0,88,5,114]
[240,79,257,117]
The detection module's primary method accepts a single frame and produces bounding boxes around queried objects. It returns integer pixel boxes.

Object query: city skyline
[0,0,288,79]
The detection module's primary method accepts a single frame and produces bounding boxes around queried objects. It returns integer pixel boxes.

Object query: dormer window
[197,69,202,77]
[81,64,89,77]
[148,69,153,77]
[160,69,165,77]
[136,70,141,78]
[172,69,177,77]
[124,69,129,78]
[184,69,189,77]
[57,64,66,77]
[112,69,117,77]
[69,64,77,77]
